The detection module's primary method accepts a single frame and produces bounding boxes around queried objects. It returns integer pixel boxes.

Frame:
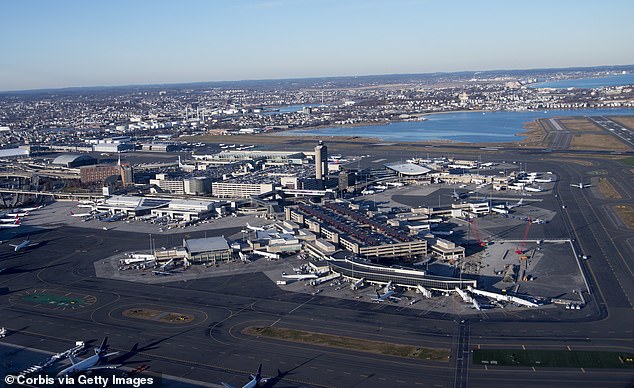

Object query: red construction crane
[515,218,532,255]
[469,217,487,247]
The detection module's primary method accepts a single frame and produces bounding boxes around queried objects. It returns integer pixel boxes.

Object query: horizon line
[2,63,633,94]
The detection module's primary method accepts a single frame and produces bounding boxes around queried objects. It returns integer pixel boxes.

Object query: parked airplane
[506,198,524,209]
[571,182,591,189]
[18,205,44,212]
[0,219,20,229]
[10,239,36,252]
[372,281,396,303]
[245,223,265,232]
[0,215,19,223]
[70,211,93,217]
[153,259,176,275]
[451,189,467,201]
[221,364,267,388]
[101,213,126,222]
[56,337,120,377]
[7,211,29,217]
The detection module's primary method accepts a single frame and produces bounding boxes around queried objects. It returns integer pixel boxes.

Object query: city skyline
[1,0,634,91]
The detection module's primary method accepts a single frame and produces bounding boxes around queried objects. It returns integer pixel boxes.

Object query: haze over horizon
[2,0,633,92]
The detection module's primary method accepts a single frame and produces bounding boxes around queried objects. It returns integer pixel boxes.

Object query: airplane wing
[87,364,121,371]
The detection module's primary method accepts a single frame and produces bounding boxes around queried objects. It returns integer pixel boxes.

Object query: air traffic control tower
[315,141,328,182]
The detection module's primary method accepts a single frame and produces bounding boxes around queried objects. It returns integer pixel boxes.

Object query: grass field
[557,117,604,132]
[570,133,630,151]
[620,156,634,166]
[598,177,622,199]
[614,205,634,229]
[473,349,634,368]
[244,326,450,362]
[22,293,84,307]
[123,308,194,323]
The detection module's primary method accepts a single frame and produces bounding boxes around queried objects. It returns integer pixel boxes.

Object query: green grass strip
[473,349,634,368]
[244,326,450,362]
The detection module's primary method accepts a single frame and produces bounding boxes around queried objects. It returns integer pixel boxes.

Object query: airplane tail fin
[255,364,262,381]
[14,218,20,225]
[97,337,108,355]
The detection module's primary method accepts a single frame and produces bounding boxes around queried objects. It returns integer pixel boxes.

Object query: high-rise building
[315,141,328,181]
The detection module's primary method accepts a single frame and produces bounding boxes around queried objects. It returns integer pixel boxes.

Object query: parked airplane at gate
[221,364,268,388]
[56,337,120,377]
[0,219,20,229]
[372,281,397,303]
[245,223,265,232]
[506,198,524,209]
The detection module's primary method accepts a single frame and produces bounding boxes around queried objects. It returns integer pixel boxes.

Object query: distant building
[52,154,97,168]
[150,173,185,194]
[184,177,211,195]
[141,142,179,152]
[338,171,356,191]
[80,163,133,186]
[211,182,275,198]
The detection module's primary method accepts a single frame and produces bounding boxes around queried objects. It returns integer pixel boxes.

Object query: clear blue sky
[1,0,633,91]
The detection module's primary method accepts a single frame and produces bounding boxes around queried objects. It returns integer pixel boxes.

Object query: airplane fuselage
[14,240,30,252]
[57,355,99,377]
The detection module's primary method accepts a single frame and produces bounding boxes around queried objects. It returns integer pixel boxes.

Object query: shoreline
[261,109,632,146]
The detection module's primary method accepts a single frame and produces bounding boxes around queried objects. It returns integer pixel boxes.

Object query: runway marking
[522,345,526,350]
[287,297,314,314]
[567,345,571,351]
[581,368,586,373]
[270,318,281,327]
[532,367,536,372]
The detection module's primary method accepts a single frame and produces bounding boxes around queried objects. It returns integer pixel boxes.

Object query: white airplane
[372,281,396,303]
[18,205,43,212]
[0,215,19,223]
[70,211,93,217]
[245,223,265,232]
[0,219,21,229]
[571,182,591,189]
[56,337,120,377]
[7,211,29,217]
[153,259,176,275]
[451,189,466,201]
[221,364,267,388]
[506,198,524,209]
[10,239,36,252]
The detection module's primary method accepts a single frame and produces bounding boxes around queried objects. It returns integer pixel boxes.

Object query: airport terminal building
[183,237,232,264]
